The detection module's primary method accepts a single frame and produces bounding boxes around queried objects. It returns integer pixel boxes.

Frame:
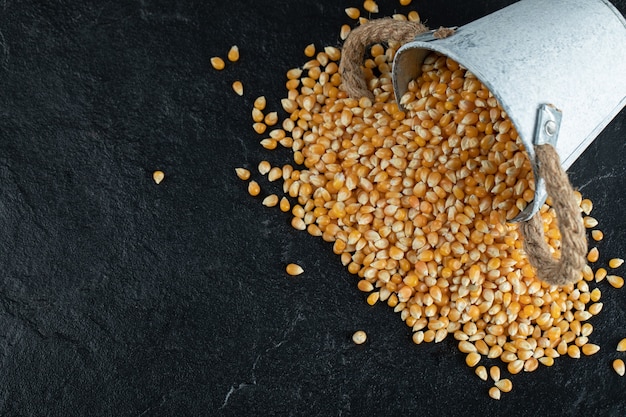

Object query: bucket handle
[339,18,588,286]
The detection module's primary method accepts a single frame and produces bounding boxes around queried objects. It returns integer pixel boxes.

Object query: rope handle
[520,144,588,286]
[339,18,588,286]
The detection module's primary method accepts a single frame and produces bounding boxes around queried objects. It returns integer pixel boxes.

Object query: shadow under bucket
[392,0,626,222]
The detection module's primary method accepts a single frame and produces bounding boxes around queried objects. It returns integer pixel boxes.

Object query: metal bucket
[392,0,626,222]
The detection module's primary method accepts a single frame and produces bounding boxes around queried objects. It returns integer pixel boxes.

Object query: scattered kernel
[494,378,512,393]
[227,45,239,62]
[583,216,598,228]
[345,7,360,19]
[352,330,367,345]
[262,194,279,207]
[235,167,250,181]
[279,197,290,213]
[232,80,244,96]
[595,268,607,282]
[407,10,420,21]
[609,258,624,269]
[253,122,268,135]
[247,180,260,196]
[613,359,625,376]
[617,338,626,352]
[466,352,481,367]
[587,247,599,263]
[210,56,225,70]
[304,43,316,58]
[152,170,165,184]
[591,230,604,241]
[607,275,624,289]
[582,343,600,356]
[399,0,412,5]
[340,24,351,40]
[363,0,379,13]
[580,198,593,215]
[254,96,267,110]
[488,387,501,400]
[286,263,304,276]
[489,366,500,382]
[258,160,271,175]
[475,365,488,381]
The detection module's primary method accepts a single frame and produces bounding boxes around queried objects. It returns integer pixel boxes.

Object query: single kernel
[267,167,282,182]
[609,258,625,269]
[340,24,351,40]
[407,10,420,21]
[262,194,278,207]
[352,330,367,345]
[286,263,304,276]
[152,170,165,184]
[399,0,412,5]
[580,198,593,215]
[235,167,250,181]
[494,378,512,393]
[258,160,271,175]
[260,138,277,150]
[232,80,244,96]
[489,366,501,382]
[617,338,626,351]
[583,216,598,228]
[254,96,267,111]
[247,180,260,196]
[587,247,599,263]
[475,365,488,381]
[595,268,607,282]
[465,352,481,367]
[210,56,225,70]
[363,0,379,13]
[582,343,600,356]
[304,43,316,58]
[607,275,624,289]
[279,197,291,212]
[227,45,239,62]
[253,122,268,134]
[613,359,625,376]
[345,8,360,19]
[488,387,501,400]
[591,230,604,241]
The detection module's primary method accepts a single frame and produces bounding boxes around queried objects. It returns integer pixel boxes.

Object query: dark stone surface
[0,0,625,416]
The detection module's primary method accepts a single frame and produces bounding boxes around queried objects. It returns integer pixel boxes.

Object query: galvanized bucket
[392,0,626,222]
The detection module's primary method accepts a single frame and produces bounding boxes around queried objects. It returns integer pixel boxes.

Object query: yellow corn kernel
[286,263,304,276]
[367,292,379,306]
[617,338,626,351]
[607,275,624,289]
[247,180,260,196]
[231,80,244,96]
[345,7,360,19]
[591,230,604,241]
[352,330,367,344]
[262,194,278,207]
[580,198,593,215]
[583,216,598,228]
[488,387,501,400]
[399,0,412,5]
[465,352,481,367]
[304,43,316,58]
[254,96,267,111]
[475,365,488,381]
[363,0,379,13]
[587,247,599,263]
[235,167,250,181]
[595,268,607,282]
[581,343,600,356]
[253,122,267,135]
[258,160,271,175]
[279,197,290,213]
[227,45,239,62]
[407,10,420,22]
[152,170,165,184]
[210,56,225,70]
[494,379,512,393]
[613,359,625,376]
[609,258,625,269]
[340,24,351,40]
[489,366,500,382]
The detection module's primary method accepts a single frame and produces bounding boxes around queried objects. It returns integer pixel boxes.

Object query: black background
[1,0,625,416]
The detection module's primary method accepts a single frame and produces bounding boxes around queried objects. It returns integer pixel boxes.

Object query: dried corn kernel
[247,180,260,196]
[345,7,360,19]
[304,43,316,58]
[609,258,624,269]
[613,359,625,376]
[232,80,244,96]
[262,194,279,207]
[475,365,488,381]
[363,0,379,13]
[286,263,304,276]
[227,45,239,62]
[235,167,250,181]
[607,275,624,289]
[254,96,267,110]
[587,247,599,263]
[494,379,512,393]
[210,56,225,70]
[258,160,271,175]
[591,230,604,241]
[352,330,367,344]
[488,387,501,400]
[617,338,626,352]
[152,170,165,184]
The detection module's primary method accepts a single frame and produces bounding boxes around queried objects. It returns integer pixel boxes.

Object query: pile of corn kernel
[223,0,625,400]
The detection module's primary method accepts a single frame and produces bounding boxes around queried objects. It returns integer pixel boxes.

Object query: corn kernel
[286,263,304,276]
[210,56,225,70]
[227,45,239,62]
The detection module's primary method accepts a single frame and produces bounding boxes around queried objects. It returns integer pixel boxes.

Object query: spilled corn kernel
[609,258,624,269]
[247,180,260,196]
[352,330,367,344]
[613,359,625,376]
[152,170,165,184]
[617,338,626,352]
[227,45,239,62]
[232,80,244,96]
[235,167,250,181]
[210,56,225,70]
[286,263,304,276]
